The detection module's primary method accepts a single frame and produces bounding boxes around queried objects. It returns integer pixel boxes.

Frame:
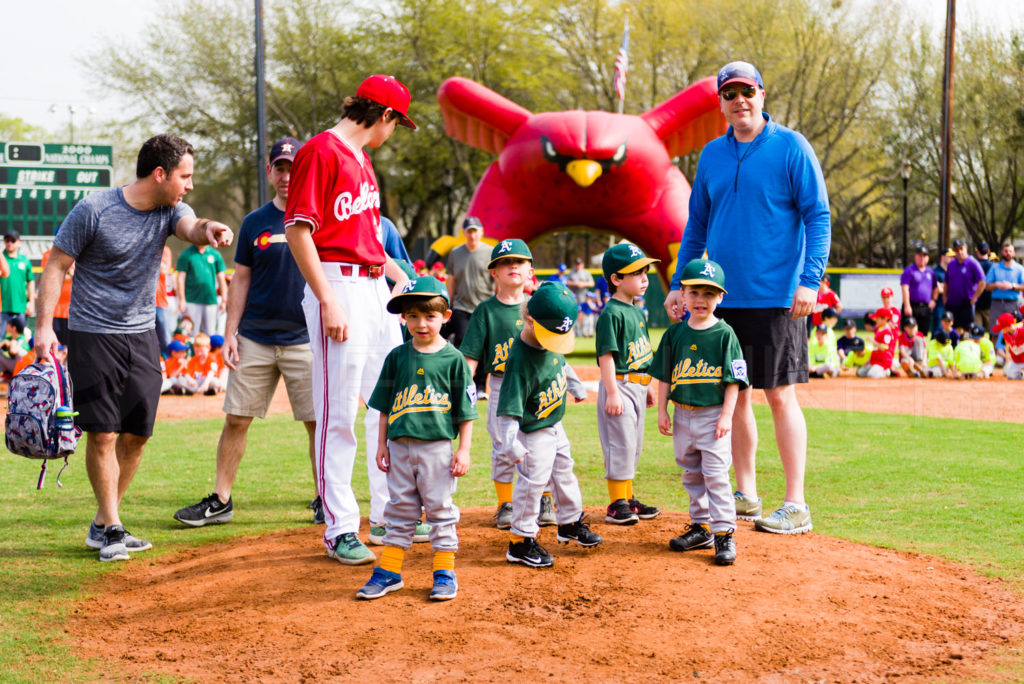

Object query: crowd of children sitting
[808,287,1023,380]
[160,314,228,396]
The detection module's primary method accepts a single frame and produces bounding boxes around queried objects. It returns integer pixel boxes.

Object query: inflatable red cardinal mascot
[438,76,725,283]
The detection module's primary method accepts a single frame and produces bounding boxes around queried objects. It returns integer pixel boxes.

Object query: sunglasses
[721,85,757,101]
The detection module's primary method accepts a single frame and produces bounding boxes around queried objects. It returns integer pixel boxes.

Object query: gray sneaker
[537,494,557,526]
[734,491,763,521]
[99,524,130,563]
[754,503,812,534]
[327,532,376,565]
[86,521,152,552]
[494,501,514,530]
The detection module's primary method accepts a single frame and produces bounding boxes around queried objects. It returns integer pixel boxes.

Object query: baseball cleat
[310,496,325,525]
[628,497,661,520]
[412,519,432,543]
[754,503,812,535]
[356,568,404,599]
[669,523,714,552]
[733,491,763,521]
[494,501,514,530]
[367,523,386,546]
[605,498,639,525]
[173,493,234,527]
[556,514,603,547]
[328,533,376,565]
[537,494,557,526]
[429,569,458,600]
[714,531,737,566]
[506,537,554,568]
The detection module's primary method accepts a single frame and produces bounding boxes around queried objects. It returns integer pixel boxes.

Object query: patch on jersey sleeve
[466,384,478,405]
[731,359,748,381]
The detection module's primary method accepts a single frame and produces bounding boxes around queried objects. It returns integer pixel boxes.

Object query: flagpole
[614,15,629,114]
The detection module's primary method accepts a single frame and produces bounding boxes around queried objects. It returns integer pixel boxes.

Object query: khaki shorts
[222,334,314,420]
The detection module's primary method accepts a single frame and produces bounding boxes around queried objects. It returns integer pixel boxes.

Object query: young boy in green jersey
[498,281,602,568]
[358,277,478,601]
[976,324,996,377]
[953,326,983,379]
[595,243,661,525]
[460,239,558,529]
[840,336,870,376]
[808,323,840,378]
[652,259,748,565]
[926,329,955,378]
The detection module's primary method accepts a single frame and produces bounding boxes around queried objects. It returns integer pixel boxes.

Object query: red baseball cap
[880,286,894,297]
[873,308,893,321]
[993,312,1017,333]
[356,74,417,130]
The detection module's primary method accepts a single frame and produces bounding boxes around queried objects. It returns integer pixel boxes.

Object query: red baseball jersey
[880,305,901,331]
[812,287,839,325]
[1004,327,1024,364]
[869,327,897,368]
[898,330,924,350]
[284,130,386,265]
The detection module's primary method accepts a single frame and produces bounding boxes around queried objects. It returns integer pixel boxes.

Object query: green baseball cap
[527,281,577,354]
[602,242,659,279]
[488,238,533,269]
[678,258,727,293]
[386,276,450,313]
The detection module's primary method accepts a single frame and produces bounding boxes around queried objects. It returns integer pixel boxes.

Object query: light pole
[443,168,454,234]
[901,160,912,267]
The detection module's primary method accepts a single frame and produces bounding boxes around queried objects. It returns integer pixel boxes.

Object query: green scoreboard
[0,142,113,237]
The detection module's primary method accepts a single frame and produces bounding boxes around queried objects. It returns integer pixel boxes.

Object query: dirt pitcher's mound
[70,509,1024,682]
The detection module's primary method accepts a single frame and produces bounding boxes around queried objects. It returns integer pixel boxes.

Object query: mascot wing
[438,77,532,154]
[640,76,726,159]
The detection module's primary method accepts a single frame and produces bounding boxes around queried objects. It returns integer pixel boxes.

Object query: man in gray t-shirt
[34,134,234,563]
[445,216,494,393]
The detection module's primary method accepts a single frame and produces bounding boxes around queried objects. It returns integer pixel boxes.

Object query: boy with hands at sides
[653,259,748,565]
[358,277,477,601]
[596,243,661,525]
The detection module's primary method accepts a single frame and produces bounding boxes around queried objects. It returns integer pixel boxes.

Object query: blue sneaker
[355,568,404,600]
[429,569,458,600]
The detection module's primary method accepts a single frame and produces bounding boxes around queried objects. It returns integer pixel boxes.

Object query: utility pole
[255,0,268,206]
[938,0,956,252]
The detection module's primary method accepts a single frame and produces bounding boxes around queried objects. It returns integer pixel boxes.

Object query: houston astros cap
[843,318,857,329]
[462,216,483,231]
[915,245,929,255]
[850,336,866,352]
[602,243,659,280]
[969,324,985,339]
[268,137,301,166]
[488,238,533,268]
[678,258,727,293]
[952,238,966,248]
[528,281,577,354]
[386,276,449,314]
[902,316,918,328]
[821,306,838,320]
[717,61,763,92]
[356,74,417,129]
[933,329,949,344]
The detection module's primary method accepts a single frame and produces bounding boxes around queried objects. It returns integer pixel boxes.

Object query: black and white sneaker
[629,497,661,520]
[714,530,737,566]
[99,524,130,562]
[669,523,714,552]
[310,496,325,525]
[86,521,151,552]
[506,537,554,568]
[556,514,603,547]
[605,498,639,525]
[173,493,234,527]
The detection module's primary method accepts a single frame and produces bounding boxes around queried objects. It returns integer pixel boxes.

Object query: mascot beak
[566,159,603,187]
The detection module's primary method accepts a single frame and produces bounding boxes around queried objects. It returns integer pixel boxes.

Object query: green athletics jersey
[595,298,653,374]
[0,253,34,313]
[368,340,478,441]
[460,295,524,376]
[176,245,225,305]
[496,336,569,433]
[651,319,748,407]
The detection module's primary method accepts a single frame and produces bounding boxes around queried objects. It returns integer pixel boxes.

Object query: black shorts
[717,308,808,390]
[68,329,162,436]
[947,301,974,331]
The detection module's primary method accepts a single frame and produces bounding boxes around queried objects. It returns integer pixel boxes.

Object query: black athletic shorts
[717,307,808,390]
[68,328,162,436]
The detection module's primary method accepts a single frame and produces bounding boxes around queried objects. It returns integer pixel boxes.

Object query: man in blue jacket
[663,61,831,536]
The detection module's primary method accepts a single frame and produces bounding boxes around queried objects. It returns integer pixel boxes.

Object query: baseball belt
[338,264,384,278]
[614,373,652,386]
[672,401,704,410]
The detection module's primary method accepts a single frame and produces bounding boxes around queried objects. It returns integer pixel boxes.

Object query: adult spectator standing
[548,262,569,285]
[176,239,228,335]
[986,242,1024,322]
[446,216,493,394]
[284,74,414,566]
[931,249,952,334]
[174,137,319,528]
[900,246,938,337]
[974,242,994,329]
[34,134,233,562]
[663,61,830,535]
[566,257,595,327]
[0,231,31,329]
[944,238,986,334]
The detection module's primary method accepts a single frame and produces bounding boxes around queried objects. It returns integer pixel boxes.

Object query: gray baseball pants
[672,405,736,533]
[597,378,647,480]
[509,423,583,538]
[381,437,459,551]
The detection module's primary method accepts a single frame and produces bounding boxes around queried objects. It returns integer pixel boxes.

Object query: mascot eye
[542,137,559,161]
[611,142,627,164]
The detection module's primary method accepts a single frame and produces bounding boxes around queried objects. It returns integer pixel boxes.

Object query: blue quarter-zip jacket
[670,113,831,308]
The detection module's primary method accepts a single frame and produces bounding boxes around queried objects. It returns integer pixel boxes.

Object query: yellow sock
[607,479,629,503]
[510,533,525,544]
[494,481,514,505]
[542,491,552,499]
[433,551,455,572]
[626,480,634,500]
[379,546,405,574]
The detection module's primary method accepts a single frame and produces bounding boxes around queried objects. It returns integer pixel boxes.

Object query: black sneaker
[629,497,661,520]
[714,530,737,566]
[669,523,714,552]
[173,493,233,527]
[506,537,554,568]
[311,496,325,525]
[605,498,639,525]
[556,514,603,548]
[99,524,130,563]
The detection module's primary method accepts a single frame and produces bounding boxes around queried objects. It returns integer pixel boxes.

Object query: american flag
[613,23,629,102]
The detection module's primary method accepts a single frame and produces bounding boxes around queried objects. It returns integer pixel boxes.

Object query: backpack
[5,356,81,488]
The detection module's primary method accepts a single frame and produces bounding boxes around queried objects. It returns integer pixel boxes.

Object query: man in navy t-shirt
[174,137,320,527]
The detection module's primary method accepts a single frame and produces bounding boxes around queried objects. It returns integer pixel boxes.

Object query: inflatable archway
[437,76,725,283]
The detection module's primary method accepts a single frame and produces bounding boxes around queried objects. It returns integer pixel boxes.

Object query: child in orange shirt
[163,340,190,394]
[182,333,224,395]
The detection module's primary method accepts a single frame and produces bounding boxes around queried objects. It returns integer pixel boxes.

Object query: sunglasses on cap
[721,85,757,101]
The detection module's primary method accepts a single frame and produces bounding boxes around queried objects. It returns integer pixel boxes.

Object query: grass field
[1,401,1022,681]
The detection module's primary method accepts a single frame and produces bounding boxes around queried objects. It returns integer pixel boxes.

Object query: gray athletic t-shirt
[447,243,493,313]
[55,186,194,333]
